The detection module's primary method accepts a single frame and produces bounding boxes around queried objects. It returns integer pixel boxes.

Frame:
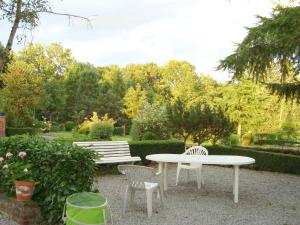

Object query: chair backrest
[118,165,156,189]
[184,146,208,156]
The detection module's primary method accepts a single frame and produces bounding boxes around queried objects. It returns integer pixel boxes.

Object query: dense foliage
[166,99,233,144]
[130,103,170,141]
[78,112,115,140]
[0,136,96,224]
[0,41,300,142]
[219,5,300,101]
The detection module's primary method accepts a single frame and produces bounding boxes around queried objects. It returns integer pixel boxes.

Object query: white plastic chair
[175,146,208,189]
[118,165,164,218]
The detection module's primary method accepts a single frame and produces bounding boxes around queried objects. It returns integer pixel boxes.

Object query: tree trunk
[237,122,242,137]
[0,0,22,73]
[279,100,284,124]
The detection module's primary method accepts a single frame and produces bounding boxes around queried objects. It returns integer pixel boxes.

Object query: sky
[1,0,277,81]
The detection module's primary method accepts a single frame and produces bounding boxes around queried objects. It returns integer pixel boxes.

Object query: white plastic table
[146,154,255,203]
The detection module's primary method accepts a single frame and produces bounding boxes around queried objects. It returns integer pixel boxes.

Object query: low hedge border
[55,138,300,175]
[129,140,185,163]
[205,145,300,175]
[6,127,38,136]
[239,145,300,156]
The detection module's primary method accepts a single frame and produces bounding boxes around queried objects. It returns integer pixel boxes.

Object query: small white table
[146,154,255,203]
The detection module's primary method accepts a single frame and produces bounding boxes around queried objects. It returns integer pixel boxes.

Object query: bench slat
[73,141,141,164]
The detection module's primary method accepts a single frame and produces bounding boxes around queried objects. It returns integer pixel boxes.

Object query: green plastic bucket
[64,192,109,225]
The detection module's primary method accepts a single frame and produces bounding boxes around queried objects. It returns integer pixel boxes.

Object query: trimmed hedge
[6,127,38,136]
[205,145,300,175]
[240,145,300,156]
[113,126,125,136]
[254,139,300,146]
[129,140,185,163]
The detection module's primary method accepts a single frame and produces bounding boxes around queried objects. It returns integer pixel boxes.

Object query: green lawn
[48,131,131,142]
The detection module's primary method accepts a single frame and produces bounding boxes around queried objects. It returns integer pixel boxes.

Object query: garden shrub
[65,121,76,131]
[130,123,141,141]
[78,121,90,134]
[59,123,65,131]
[78,112,115,137]
[89,121,114,140]
[254,139,300,146]
[129,140,185,163]
[242,132,253,146]
[205,145,300,175]
[255,132,277,141]
[238,145,300,156]
[130,103,170,141]
[113,126,125,136]
[6,127,38,136]
[224,134,240,146]
[50,125,61,132]
[142,131,159,140]
[0,136,96,224]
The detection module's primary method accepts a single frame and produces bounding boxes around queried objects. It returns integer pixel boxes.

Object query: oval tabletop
[146,154,255,166]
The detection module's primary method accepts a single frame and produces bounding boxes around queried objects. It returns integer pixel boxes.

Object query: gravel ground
[0,214,17,225]
[1,165,299,225]
[94,165,300,225]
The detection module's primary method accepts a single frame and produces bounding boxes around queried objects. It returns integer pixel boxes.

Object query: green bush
[6,127,38,136]
[205,145,300,175]
[59,123,65,131]
[50,125,61,132]
[131,103,170,141]
[142,131,159,140]
[89,121,114,140]
[65,121,76,131]
[254,139,300,146]
[129,140,185,163]
[238,145,300,156]
[255,133,277,140]
[242,132,253,146]
[113,126,125,136]
[0,136,96,224]
[130,123,141,141]
[224,134,240,146]
[78,123,90,134]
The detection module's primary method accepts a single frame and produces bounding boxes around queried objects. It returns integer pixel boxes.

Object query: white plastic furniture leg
[145,189,153,218]
[122,185,130,214]
[175,166,181,186]
[196,168,202,189]
[163,163,168,191]
[233,165,239,203]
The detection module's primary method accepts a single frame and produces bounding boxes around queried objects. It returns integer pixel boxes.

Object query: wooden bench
[73,141,141,164]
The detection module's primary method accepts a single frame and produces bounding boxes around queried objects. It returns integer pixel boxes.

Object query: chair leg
[196,168,201,189]
[201,166,205,185]
[175,166,181,185]
[130,189,136,206]
[186,169,190,183]
[146,189,153,218]
[123,185,130,215]
[158,186,164,208]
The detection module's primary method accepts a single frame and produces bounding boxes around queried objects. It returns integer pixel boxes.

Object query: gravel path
[0,213,17,225]
[1,166,299,225]
[95,165,300,225]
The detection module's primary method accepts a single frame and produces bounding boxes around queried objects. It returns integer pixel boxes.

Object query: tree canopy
[0,0,89,73]
[218,5,300,101]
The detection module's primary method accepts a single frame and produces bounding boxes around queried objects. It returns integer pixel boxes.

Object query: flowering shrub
[78,112,115,139]
[1,150,34,182]
[0,136,96,224]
